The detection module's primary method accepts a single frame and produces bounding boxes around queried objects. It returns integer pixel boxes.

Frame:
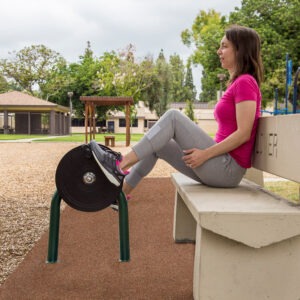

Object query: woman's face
[217,36,237,75]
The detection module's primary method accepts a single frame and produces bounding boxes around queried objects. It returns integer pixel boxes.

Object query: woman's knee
[166,108,180,116]
[163,108,184,121]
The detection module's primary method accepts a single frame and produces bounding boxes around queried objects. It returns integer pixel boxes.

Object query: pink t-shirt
[214,74,261,168]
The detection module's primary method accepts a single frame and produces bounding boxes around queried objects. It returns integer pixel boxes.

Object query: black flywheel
[55,144,121,212]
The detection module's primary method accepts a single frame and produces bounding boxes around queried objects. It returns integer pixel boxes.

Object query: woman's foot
[89,140,128,187]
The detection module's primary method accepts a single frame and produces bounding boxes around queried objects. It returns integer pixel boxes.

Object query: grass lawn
[0,132,215,142]
[264,181,300,204]
[36,133,144,142]
[0,134,46,140]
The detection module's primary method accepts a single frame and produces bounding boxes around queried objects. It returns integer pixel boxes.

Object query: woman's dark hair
[225,25,263,86]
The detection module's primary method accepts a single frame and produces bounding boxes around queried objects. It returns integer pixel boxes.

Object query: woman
[90,25,263,204]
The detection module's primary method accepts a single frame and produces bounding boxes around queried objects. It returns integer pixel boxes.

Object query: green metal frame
[46,191,61,263]
[118,191,130,261]
[46,190,130,263]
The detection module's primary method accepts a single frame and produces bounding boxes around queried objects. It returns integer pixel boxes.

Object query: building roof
[108,101,158,120]
[0,91,69,113]
[170,102,216,109]
[107,101,216,120]
[80,96,133,106]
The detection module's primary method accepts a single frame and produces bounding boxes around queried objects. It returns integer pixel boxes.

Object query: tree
[95,45,155,101]
[184,61,197,102]
[185,99,196,121]
[0,45,66,96]
[113,44,155,101]
[67,41,108,118]
[181,2,300,103]
[140,70,161,112]
[140,50,198,116]
[153,50,172,116]
[39,58,72,104]
[169,54,186,102]
[181,9,226,102]
[0,75,9,93]
[94,44,157,121]
[229,0,300,102]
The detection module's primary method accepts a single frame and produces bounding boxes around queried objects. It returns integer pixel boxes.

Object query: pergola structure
[80,96,133,146]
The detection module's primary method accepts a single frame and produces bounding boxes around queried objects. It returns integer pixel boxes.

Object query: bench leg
[193,228,300,300]
[173,191,196,243]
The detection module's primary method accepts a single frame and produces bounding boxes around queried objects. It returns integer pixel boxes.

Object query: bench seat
[172,173,300,248]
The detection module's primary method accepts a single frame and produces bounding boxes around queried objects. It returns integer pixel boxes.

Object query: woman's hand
[182,148,210,169]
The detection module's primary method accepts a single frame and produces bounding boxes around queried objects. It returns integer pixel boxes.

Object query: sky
[0,0,241,93]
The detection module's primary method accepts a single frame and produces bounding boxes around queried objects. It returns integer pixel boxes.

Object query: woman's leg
[124,139,201,193]
[91,109,245,190]
[123,109,245,189]
[120,109,214,170]
[134,109,215,156]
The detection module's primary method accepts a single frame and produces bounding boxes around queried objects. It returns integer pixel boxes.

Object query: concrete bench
[104,135,115,147]
[172,114,300,300]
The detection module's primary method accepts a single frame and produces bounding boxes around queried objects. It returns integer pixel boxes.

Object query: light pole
[217,74,226,98]
[67,91,73,135]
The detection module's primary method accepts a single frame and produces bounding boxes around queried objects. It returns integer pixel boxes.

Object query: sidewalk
[0,136,69,143]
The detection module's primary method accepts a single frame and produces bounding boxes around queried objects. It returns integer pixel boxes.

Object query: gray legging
[125,109,246,188]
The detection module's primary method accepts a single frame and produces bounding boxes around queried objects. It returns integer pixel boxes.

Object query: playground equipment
[46,144,130,263]
[272,54,300,115]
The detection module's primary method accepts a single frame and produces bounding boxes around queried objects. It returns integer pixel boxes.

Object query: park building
[71,101,218,135]
[169,102,217,134]
[0,91,218,136]
[0,91,70,135]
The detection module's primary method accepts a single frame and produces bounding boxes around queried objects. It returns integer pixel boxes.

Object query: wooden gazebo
[80,96,134,146]
[0,91,70,135]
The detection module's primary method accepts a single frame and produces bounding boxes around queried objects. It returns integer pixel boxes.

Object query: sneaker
[110,199,119,211]
[89,140,128,187]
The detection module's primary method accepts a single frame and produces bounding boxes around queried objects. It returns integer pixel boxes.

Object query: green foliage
[0,45,66,96]
[229,0,300,101]
[94,44,157,119]
[0,41,196,120]
[185,99,195,121]
[169,54,186,102]
[181,9,226,101]
[184,61,197,102]
[1,1,299,114]
[140,51,197,115]
[182,1,300,103]
[0,74,9,93]
[151,50,172,116]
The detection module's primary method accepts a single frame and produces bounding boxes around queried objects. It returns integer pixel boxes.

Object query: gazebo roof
[0,91,69,113]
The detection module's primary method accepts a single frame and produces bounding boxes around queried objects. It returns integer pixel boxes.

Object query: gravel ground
[0,142,175,286]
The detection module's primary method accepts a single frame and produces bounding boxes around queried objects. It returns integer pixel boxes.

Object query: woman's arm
[183,100,257,168]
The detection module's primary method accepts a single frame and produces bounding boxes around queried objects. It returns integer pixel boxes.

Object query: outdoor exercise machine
[46,144,130,263]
